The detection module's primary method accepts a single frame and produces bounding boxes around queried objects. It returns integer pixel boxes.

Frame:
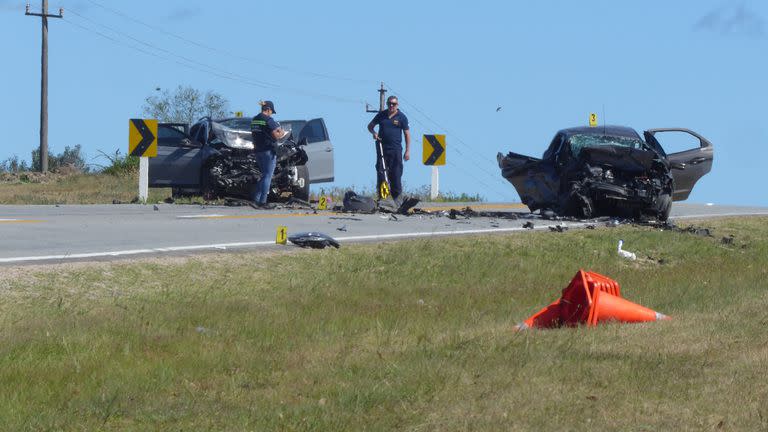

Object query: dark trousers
[376,145,403,199]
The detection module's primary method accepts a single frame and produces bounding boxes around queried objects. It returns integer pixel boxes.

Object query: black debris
[342,191,377,213]
[721,235,735,245]
[585,224,596,229]
[112,199,121,204]
[153,205,159,211]
[288,232,341,249]
[130,197,140,204]
[164,197,175,204]
[337,225,348,232]
[548,225,568,232]
[522,221,535,229]
[389,214,399,221]
[329,216,364,221]
[396,196,420,214]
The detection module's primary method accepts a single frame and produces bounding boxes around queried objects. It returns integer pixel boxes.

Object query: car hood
[576,145,663,173]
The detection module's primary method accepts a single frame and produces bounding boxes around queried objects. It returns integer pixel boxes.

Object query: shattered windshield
[568,134,647,157]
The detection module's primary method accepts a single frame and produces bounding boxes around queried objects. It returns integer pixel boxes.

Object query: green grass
[1,218,767,430]
[0,172,483,205]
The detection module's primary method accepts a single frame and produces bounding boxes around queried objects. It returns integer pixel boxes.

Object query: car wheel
[292,165,310,202]
[656,193,672,221]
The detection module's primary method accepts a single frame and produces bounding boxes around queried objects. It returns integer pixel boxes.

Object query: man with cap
[250,100,288,209]
[367,95,410,201]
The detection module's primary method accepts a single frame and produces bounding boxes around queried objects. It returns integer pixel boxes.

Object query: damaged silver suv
[149,117,334,202]
[497,126,713,220]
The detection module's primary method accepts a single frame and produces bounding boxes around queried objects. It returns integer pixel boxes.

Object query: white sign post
[430,166,439,200]
[139,156,149,203]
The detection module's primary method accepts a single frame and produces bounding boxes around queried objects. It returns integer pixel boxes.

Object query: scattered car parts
[288,232,341,249]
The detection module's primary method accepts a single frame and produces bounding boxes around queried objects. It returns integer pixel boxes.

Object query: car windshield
[568,134,647,157]
[216,118,305,139]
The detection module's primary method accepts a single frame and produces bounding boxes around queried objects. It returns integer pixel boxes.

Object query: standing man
[250,100,287,209]
[367,95,411,201]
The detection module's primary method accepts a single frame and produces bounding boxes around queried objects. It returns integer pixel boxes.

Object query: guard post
[422,134,446,200]
[128,119,158,203]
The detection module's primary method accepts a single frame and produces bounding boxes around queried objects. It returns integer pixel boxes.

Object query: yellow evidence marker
[276,226,288,245]
[589,113,598,127]
[318,196,328,210]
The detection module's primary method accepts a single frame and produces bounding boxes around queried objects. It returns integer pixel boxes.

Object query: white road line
[176,214,226,219]
[0,224,582,264]
[0,219,19,221]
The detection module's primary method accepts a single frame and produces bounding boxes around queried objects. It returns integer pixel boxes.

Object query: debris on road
[617,239,637,260]
[153,205,159,211]
[288,232,341,249]
[337,225,348,232]
[514,270,670,330]
[548,225,568,233]
[522,221,535,229]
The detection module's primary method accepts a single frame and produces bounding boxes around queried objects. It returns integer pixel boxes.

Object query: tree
[142,85,231,124]
[31,144,89,173]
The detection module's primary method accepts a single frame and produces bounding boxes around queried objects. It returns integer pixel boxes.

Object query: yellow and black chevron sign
[422,134,446,166]
[129,119,158,157]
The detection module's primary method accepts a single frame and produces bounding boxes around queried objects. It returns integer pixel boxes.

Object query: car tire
[656,193,672,221]
[292,165,310,202]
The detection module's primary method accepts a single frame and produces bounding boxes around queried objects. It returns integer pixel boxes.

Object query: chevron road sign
[129,119,158,158]
[422,134,446,166]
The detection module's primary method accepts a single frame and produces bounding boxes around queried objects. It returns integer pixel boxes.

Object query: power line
[62,11,365,105]
[82,0,375,85]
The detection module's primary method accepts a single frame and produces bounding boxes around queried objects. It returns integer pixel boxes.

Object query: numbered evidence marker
[589,113,598,128]
[318,196,328,210]
[235,111,244,118]
[276,226,288,245]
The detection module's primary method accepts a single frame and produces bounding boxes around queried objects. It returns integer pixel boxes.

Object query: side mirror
[670,162,686,170]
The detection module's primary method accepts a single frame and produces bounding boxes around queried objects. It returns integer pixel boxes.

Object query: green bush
[97,150,140,176]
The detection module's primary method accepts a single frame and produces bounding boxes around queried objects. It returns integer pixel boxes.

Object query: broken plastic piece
[288,232,340,249]
[617,239,637,260]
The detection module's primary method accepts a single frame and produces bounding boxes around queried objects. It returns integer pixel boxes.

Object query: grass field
[0,172,484,205]
[1,217,767,430]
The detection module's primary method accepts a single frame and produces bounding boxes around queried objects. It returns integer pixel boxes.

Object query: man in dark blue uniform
[367,95,411,201]
[250,100,287,209]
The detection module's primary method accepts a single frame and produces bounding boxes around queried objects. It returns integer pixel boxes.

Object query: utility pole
[26,1,63,173]
[366,82,387,113]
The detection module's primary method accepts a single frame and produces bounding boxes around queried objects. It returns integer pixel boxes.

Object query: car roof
[558,125,641,139]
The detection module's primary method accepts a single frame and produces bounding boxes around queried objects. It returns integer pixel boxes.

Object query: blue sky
[2,1,766,205]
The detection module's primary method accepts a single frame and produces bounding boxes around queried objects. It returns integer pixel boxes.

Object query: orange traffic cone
[514,299,562,330]
[586,289,669,326]
[514,270,669,330]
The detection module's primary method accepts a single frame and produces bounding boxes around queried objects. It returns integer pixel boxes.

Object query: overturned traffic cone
[514,270,669,330]
[586,288,669,326]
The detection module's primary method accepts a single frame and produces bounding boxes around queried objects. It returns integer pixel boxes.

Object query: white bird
[617,239,637,260]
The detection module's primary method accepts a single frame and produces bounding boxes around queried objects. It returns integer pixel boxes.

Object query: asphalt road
[1,202,767,264]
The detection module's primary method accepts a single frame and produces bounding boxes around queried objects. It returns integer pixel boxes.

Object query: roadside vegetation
[0,168,484,205]
[1,217,766,430]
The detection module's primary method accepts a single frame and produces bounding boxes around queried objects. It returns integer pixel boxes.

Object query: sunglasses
[387,102,398,106]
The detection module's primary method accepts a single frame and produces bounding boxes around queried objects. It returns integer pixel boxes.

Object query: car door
[497,152,559,211]
[644,128,714,201]
[299,118,334,183]
[148,123,204,187]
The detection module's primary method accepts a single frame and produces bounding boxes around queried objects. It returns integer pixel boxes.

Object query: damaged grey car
[149,117,334,202]
[497,126,713,220]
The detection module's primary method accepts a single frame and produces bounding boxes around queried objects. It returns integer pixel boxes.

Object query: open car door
[497,152,559,211]
[149,123,204,188]
[644,128,714,201]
